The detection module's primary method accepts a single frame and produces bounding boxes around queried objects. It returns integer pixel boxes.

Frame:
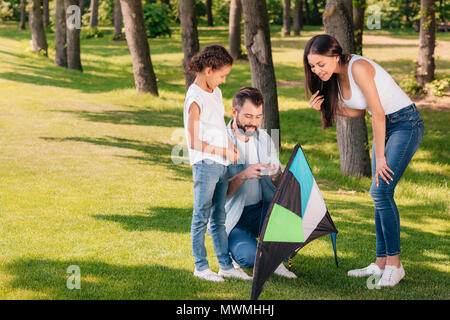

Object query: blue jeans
[369,104,424,257]
[228,201,269,268]
[191,161,233,271]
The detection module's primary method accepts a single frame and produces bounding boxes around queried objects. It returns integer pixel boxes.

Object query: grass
[0,21,449,300]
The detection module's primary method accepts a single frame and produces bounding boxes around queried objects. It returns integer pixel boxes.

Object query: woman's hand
[375,157,394,187]
[243,164,269,179]
[309,90,324,111]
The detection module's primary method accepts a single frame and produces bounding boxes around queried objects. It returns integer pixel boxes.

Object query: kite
[251,144,338,300]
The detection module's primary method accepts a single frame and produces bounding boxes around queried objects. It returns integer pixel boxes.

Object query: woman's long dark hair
[303,35,352,129]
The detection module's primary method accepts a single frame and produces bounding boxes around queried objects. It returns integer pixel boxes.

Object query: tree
[55,0,67,67]
[242,0,280,144]
[20,0,27,30]
[29,0,48,56]
[206,0,213,27]
[120,0,159,95]
[89,0,99,28]
[43,0,50,28]
[229,0,243,60]
[415,0,436,88]
[353,0,366,55]
[282,0,291,36]
[65,0,83,71]
[113,0,124,41]
[323,0,371,177]
[179,0,200,89]
[293,0,303,36]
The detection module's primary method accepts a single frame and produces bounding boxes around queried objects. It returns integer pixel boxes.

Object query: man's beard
[235,115,257,137]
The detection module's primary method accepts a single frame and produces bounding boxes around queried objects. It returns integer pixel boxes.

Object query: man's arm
[227,163,268,198]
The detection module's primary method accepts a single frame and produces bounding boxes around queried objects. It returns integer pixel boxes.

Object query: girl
[184,45,251,282]
[303,35,424,287]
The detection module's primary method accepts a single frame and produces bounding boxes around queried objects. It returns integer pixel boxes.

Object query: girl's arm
[351,59,394,186]
[187,102,239,162]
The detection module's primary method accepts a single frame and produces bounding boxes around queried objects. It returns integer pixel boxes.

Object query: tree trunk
[304,0,310,25]
[89,0,99,28]
[43,0,50,28]
[312,0,320,24]
[353,0,366,55]
[282,0,291,36]
[29,0,48,56]
[20,0,27,29]
[242,0,280,145]
[415,0,436,87]
[120,0,159,95]
[323,0,370,177]
[229,0,242,60]
[55,0,67,67]
[293,0,303,36]
[65,0,82,71]
[113,0,124,40]
[206,0,213,27]
[79,0,86,15]
[179,0,200,89]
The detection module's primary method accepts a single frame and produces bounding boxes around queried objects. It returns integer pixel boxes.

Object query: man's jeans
[191,161,233,271]
[369,104,424,257]
[228,201,269,268]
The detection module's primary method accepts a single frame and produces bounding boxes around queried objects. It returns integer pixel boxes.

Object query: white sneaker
[193,268,225,282]
[347,263,384,277]
[218,267,252,280]
[377,263,405,287]
[274,263,297,279]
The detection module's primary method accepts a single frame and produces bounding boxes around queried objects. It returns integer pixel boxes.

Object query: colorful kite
[251,144,338,300]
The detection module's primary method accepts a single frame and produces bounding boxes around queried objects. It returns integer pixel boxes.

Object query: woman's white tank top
[337,54,413,115]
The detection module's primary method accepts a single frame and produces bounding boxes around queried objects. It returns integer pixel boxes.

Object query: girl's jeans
[191,161,233,271]
[369,104,424,258]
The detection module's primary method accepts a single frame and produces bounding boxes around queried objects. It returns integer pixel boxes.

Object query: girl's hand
[309,90,324,111]
[224,145,240,163]
[375,157,394,187]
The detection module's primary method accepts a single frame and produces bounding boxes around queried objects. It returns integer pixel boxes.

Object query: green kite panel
[263,204,304,242]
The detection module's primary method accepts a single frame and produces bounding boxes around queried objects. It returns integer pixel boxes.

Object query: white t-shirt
[236,135,262,206]
[183,84,230,166]
[337,54,413,115]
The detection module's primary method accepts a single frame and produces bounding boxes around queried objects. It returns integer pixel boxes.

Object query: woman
[303,34,424,287]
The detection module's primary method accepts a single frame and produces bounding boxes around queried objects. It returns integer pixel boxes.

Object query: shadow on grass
[3,258,222,299]
[40,136,192,181]
[49,106,183,128]
[92,206,192,234]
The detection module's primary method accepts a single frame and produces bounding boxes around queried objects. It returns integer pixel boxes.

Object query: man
[224,87,297,278]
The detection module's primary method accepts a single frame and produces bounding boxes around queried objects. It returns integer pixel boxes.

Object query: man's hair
[232,87,264,111]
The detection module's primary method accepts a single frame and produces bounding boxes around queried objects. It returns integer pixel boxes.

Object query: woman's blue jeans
[191,161,233,271]
[369,104,424,258]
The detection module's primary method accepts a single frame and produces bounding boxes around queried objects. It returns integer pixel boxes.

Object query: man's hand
[243,164,269,179]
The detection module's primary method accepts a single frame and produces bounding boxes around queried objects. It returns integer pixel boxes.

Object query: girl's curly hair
[187,45,233,73]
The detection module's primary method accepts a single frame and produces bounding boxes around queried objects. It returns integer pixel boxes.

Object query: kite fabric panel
[251,144,338,300]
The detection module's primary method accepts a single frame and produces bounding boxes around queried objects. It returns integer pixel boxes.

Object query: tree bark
[242,0,280,145]
[29,0,48,56]
[79,0,86,15]
[323,0,370,177]
[55,0,67,67]
[206,0,213,27]
[120,0,159,95]
[179,0,200,89]
[113,0,124,40]
[43,0,50,28]
[89,0,99,28]
[353,0,366,56]
[304,0,310,25]
[415,0,436,87]
[229,0,242,60]
[65,0,82,71]
[293,0,303,36]
[20,0,27,30]
[282,0,291,36]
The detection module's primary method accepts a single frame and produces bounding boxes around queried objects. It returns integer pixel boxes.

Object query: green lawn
[0,22,448,299]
